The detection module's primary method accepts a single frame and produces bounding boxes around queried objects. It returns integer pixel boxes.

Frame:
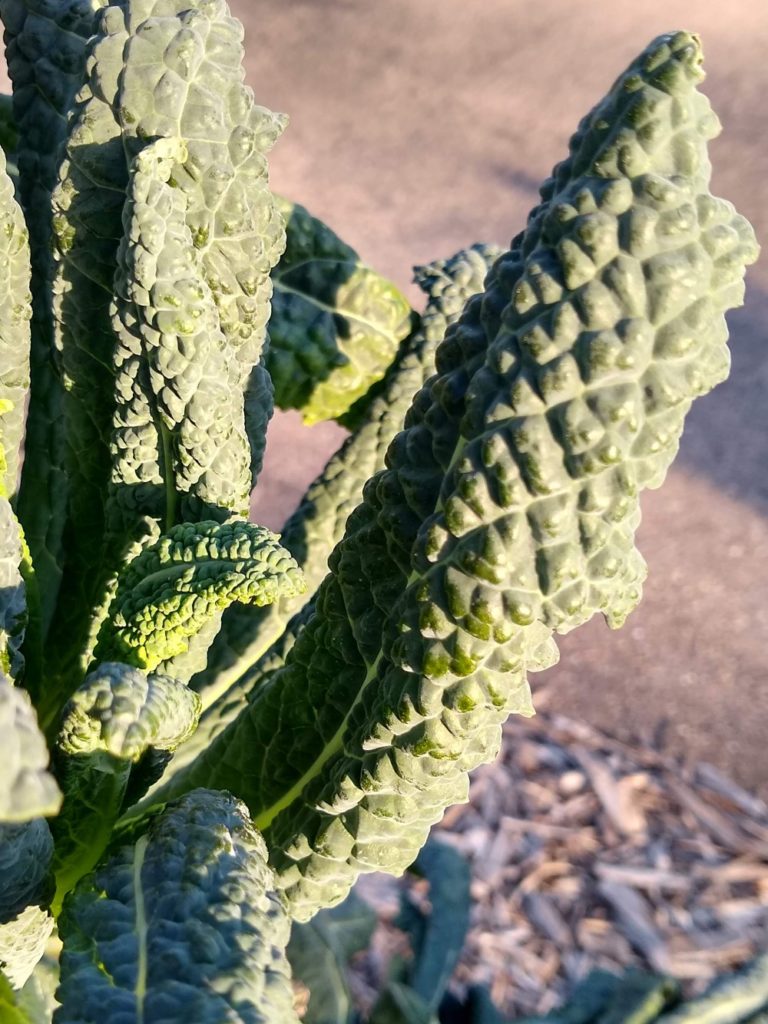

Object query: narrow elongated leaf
[288,892,377,1024]
[56,790,299,1023]
[0,498,26,680]
[52,662,201,908]
[41,0,286,728]
[157,33,758,920]
[192,245,501,716]
[0,820,53,922]
[400,841,471,1011]
[0,147,30,500]
[369,985,437,1024]
[0,673,60,823]
[656,952,768,1023]
[110,137,253,530]
[268,197,413,423]
[0,0,99,626]
[94,520,305,675]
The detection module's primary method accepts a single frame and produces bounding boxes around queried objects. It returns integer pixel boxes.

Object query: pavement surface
[3,1,766,795]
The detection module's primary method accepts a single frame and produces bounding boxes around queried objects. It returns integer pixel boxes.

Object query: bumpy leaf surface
[0,147,31,498]
[0,498,26,680]
[162,33,758,920]
[59,661,200,761]
[193,244,501,718]
[111,137,253,528]
[0,905,53,991]
[56,790,299,1023]
[0,0,99,624]
[52,662,201,906]
[94,520,305,675]
[42,0,286,725]
[0,820,53,923]
[268,197,413,423]
[0,673,60,822]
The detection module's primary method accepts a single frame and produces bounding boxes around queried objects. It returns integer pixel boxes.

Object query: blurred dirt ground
[241,0,767,798]
[2,1,766,795]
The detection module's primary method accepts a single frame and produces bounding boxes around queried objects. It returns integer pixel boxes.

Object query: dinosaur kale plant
[0,1,758,1018]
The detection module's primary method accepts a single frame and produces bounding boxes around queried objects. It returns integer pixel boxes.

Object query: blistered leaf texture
[43,0,285,722]
[0,905,52,991]
[193,244,501,717]
[0,147,31,498]
[59,662,201,760]
[111,138,253,527]
[0,498,26,680]
[56,790,299,1023]
[0,673,61,822]
[53,662,201,906]
[1,0,100,621]
[268,198,413,424]
[166,33,758,919]
[0,820,53,922]
[94,521,305,674]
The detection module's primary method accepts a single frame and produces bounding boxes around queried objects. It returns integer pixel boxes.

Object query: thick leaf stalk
[192,244,502,718]
[161,32,758,920]
[40,0,286,728]
[56,790,299,1023]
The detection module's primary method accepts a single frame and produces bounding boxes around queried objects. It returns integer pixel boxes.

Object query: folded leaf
[268,197,413,424]
[0,673,61,823]
[0,145,31,499]
[52,662,201,907]
[94,520,305,675]
[0,94,17,163]
[56,790,299,1023]
[193,245,501,714]
[158,32,758,920]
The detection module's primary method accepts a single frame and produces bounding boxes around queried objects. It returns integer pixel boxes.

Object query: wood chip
[350,709,768,1018]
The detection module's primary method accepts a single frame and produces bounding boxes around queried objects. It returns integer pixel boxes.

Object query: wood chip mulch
[356,691,768,1018]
